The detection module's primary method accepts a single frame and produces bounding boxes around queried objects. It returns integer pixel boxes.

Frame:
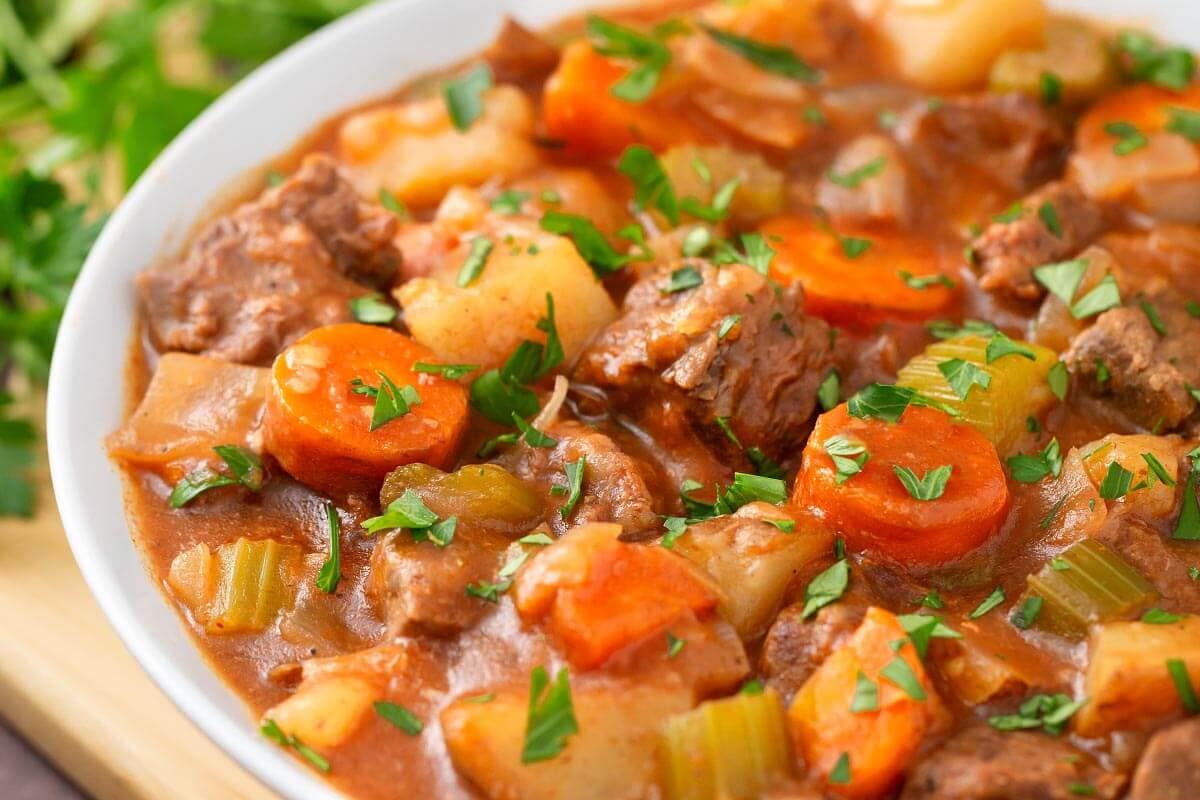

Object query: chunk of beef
[761,601,864,702]
[483,17,559,85]
[974,181,1106,301]
[1094,518,1200,614]
[139,155,401,365]
[500,421,660,536]
[1064,296,1200,431]
[369,530,506,637]
[899,726,1125,800]
[1129,718,1200,800]
[896,94,1068,194]
[575,262,834,458]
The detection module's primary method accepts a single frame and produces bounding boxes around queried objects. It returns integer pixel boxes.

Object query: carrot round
[789,607,944,799]
[1076,84,1200,152]
[795,403,1009,566]
[762,216,956,327]
[543,40,702,158]
[264,323,468,495]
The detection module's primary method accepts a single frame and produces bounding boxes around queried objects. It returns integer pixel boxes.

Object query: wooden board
[0,396,277,800]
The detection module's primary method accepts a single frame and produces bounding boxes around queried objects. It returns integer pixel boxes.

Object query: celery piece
[660,688,791,800]
[208,538,302,633]
[1023,539,1157,639]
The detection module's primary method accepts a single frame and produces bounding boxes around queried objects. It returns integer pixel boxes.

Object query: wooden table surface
[0,397,277,800]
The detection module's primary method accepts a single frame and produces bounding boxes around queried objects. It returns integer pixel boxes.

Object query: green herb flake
[521,666,579,763]
[800,559,850,620]
[850,671,879,713]
[880,656,927,701]
[666,631,686,658]
[899,270,953,290]
[444,63,493,131]
[1010,595,1043,630]
[1167,658,1200,713]
[938,358,992,401]
[560,457,586,520]
[315,503,343,594]
[827,156,887,189]
[540,211,644,277]
[1034,258,1088,305]
[1098,461,1135,500]
[1166,106,1200,141]
[1142,607,1184,624]
[817,370,841,411]
[892,464,952,501]
[349,292,397,325]
[1104,120,1149,155]
[456,236,494,288]
[1007,438,1063,484]
[829,752,852,785]
[618,144,679,224]
[717,313,741,339]
[374,701,423,735]
[491,189,531,215]
[824,434,869,485]
[168,445,264,508]
[1040,71,1063,105]
[663,265,704,294]
[1048,361,1070,401]
[586,16,672,103]
[1038,200,1063,238]
[700,24,819,83]
[513,413,557,448]
[661,516,688,549]
[969,586,1006,619]
[985,332,1036,364]
[412,362,479,380]
[1139,300,1168,336]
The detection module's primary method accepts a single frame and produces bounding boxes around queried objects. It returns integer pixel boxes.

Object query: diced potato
[106,353,268,481]
[989,17,1115,105]
[660,145,786,226]
[339,85,539,207]
[853,0,1047,91]
[1076,616,1200,736]
[504,168,627,234]
[395,216,618,370]
[896,334,1057,454]
[673,503,831,640]
[266,676,377,749]
[442,680,692,800]
[168,537,302,633]
[1079,434,1183,519]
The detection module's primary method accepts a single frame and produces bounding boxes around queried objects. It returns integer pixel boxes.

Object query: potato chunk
[1079,434,1183,519]
[267,676,377,749]
[442,680,691,800]
[338,85,538,207]
[853,0,1047,91]
[1076,616,1200,736]
[395,215,618,370]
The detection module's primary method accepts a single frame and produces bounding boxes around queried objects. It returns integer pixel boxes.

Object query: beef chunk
[761,601,864,702]
[975,181,1106,301]
[483,17,559,85]
[899,726,1125,800]
[1094,518,1200,614]
[500,421,660,536]
[1064,296,1200,431]
[1129,718,1200,800]
[139,154,401,365]
[369,530,506,637]
[575,262,834,458]
[896,94,1068,194]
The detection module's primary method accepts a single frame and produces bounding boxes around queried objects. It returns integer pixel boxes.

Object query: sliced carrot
[762,215,956,328]
[795,403,1009,566]
[789,607,945,799]
[513,523,719,670]
[264,323,469,495]
[542,40,702,158]
[1076,83,1200,152]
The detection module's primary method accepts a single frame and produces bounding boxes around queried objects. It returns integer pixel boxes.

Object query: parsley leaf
[1141,607,1183,624]
[1034,258,1088,305]
[829,753,851,785]
[443,63,493,131]
[168,444,263,507]
[491,189,530,215]
[1070,274,1121,319]
[800,559,850,620]
[1010,595,1043,629]
[663,265,703,294]
[892,464,952,501]
[586,16,671,103]
[817,370,841,411]
[261,719,329,773]
[560,457,586,521]
[1007,438,1063,483]
[827,156,886,189]
[362,489,457,549]
[824,434,869,485]
[617,145,678,225]
[1166,106,1200,142]
[412,362,479,380]
[850,671,879,712]
[1168,658,1200,713]
[1098,461,1135,500]
[846,383,958,423]
[1116,30,1196,90]
[513,413,557,448]
[456,236,494,287]
[1048,361,1070,401]
[349,292,397,325]
[1174,454,1200,541]
[880,656,927,701]
[1038,200,1062,238]
[521,666,578,763]
[969,586,1006,619]
[700,24,819,83]
[315,502,343,594]
[540,211,645,277]
[352,372,421,431]
[938,358,991,400]
[374,701,423,736]
[899,270,953,290]
[985,332,1036,364]
[988,693,1086,735]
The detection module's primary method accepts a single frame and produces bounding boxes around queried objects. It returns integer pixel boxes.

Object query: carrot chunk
[762,215,956,327]
[513,523,719,670]
[795,403,1009,566]
[542,40,702,158]
[1076,84,1200,153]
[789,607,945,799]
[264,323,468,495]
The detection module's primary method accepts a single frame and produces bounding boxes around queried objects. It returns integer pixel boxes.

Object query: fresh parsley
[315,503,343,594]
[443,63,493,131]
[349,293,397,325]
[521,666,578,763]
[969,586,1006,619]
[586,15,672,102]
[456,236,494,287]
[1007,438,1063,483]
[374,701,423,735]
[938,358,991,400]
[892,464,952,501]
[800,559,850,619]
[168,444,264,508]
[700,24,819,83]
[824,435,869,485]
[351,372,421,431]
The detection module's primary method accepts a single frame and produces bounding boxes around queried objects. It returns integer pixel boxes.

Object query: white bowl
[46,1,1200,798]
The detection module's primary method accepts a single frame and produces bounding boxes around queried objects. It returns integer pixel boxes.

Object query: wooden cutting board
[0,395,277,800]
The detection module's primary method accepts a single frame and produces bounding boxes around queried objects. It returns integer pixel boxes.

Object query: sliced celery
[1023,539,1157,639]
[660,688,791,800]
[208,538,302,633]
[380,463,542,535]
[896,335,1057,454]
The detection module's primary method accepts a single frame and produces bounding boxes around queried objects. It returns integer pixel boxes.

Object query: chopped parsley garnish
[261,719,330,772]
[560,457,586,520]
[1048,361,1070,401]
[824,434,869,485]
[700,24,819,83]
[443,63,493,131]
[466,543,540,602]
[412,362,479,380]
[1166,106,1200,142]
[1034,258,1087,305]
[1173,452,1200,540]
[1010,595,1043,629]
[803,104,828,126]
[893,464,952,501]
[490,189,530,215]
[985,332,1036,364]
[846,383,958,423]
[661,516,688,548]
[717,313,741,339]
[586,15,672,102]
[1007,438,1063,483]
[1168,658,1200,713]
[920,591,944,610]
[969,586,1006,619]
[800,559,850,620]
[374,701,423,735]
[363,489,456,548]
[1071,274,1122,319]
[682,226,713,257]
[1098,461,1134,500]
[1116,31,1196,91]
[817,370,841,411]
[1094,359,1111,384]
[663,265,703,294]
[315,503,343,594]
[469,294,562,425]
[351,372,421,431]
[1142,608,1183,624]
[937,358,991,400]
[988,693,1086,735]
[850,671,879,713]
[827,156,887,190]
[456,236,494,287]
[512,413,557,448]
[540,211,647,277]
[618,144,679,224]
[1104,120,1149,155]
[666,631,686,658]
[993,202,1026,223]
[1139,300,1168,336]
[349,292,397,325]
[378,188,408,217]
[898,613,961,658]
[1040,71,1063,105]
[168,444,264,508]
[521,666,578,763]
[880,656,926,701]
[839,234,873,259]
[927,318,998,340]
[899,270,954,290]
[739,232,775,275]
[1038,201,1062,238]
[1142,452,1177,487]
[829,753,851,785]
[681,178,740,223]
